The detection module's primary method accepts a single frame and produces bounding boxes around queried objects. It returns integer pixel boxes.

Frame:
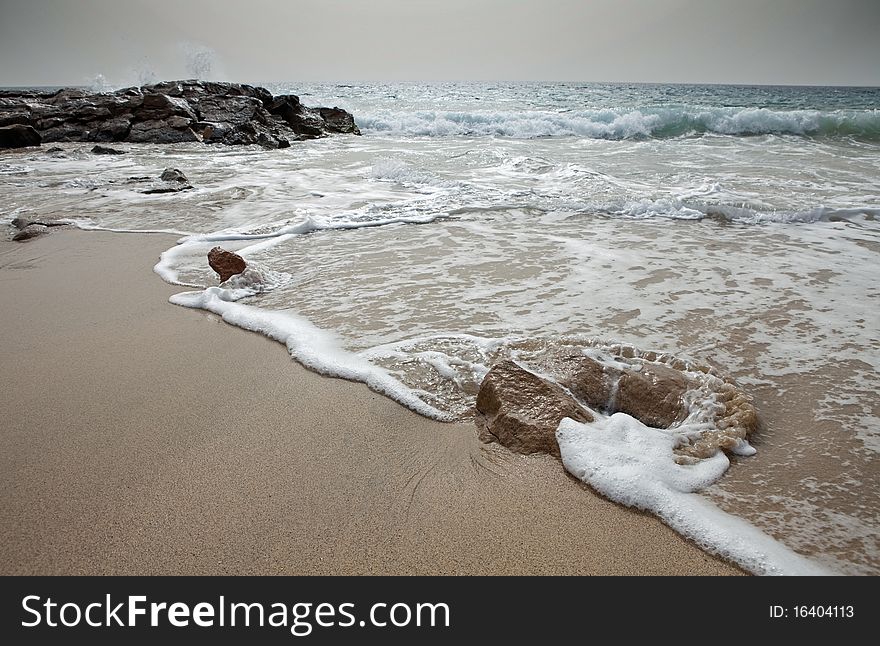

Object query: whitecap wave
[357,106,880,140]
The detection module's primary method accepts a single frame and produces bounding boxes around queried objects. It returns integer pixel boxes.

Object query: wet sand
[0,229,741,575]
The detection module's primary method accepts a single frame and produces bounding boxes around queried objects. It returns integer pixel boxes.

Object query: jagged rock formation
[0,80,360,149]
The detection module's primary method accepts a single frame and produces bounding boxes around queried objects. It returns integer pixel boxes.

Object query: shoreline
[0,229,742,575]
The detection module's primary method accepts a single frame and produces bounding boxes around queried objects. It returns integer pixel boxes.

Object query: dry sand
[0,229,741,575]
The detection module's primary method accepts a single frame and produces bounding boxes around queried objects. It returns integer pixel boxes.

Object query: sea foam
[169,286,451,421]
[556,416,830,575]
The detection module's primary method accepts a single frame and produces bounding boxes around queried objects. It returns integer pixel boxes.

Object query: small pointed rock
[160,167,188,183]
[207,246,247,282]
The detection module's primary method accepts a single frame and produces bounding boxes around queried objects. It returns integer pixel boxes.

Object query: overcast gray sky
[1,0,878,86]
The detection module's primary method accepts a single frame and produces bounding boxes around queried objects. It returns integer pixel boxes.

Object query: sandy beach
[0,229,741,575]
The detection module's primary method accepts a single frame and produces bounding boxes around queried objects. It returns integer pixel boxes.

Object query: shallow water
[2,81,878,574]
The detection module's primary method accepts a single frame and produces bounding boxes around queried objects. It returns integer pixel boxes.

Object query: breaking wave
[358,106,880,140]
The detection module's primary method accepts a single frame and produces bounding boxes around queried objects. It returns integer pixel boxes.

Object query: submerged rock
[142,167,194,194]
[475,360,593,456]
[560,356,688,429]
[11,215,68,230]
[90,144,125,155]
[0,81,360,148]
[160,167,188,183]
[616,363,689,429]
[0,124,41,148]
[12,224,49,241]
[480,341,760,462]
[208,246,247,282]
[558,355,620,411]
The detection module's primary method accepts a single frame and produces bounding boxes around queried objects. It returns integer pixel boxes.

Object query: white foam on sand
[169,286,451,421]
[556,415,831,575]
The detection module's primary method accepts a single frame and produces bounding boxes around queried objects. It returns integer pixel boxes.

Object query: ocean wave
[357,106,880,140]
[370,158,455,187]
[604,200,879,224]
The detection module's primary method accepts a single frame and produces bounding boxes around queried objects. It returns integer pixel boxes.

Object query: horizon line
[2,79,879,90]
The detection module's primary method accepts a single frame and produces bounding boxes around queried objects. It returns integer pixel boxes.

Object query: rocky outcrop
[475,360,593,456]
[0,80,360,149]
[0,124,41,148]
[208,247,247,282]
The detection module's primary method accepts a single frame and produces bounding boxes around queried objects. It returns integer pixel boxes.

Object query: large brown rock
[476,360,593,456]
[559,356,620,411]
[135,93,198,122]
[559,356,687,428]
[208,247,247,283]
[616,363,688,428]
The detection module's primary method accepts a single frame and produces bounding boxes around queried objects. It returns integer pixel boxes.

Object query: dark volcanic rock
[0,124,41,148]
[128,120,200,144]
[475,360,593,456]
[0,80,359,148]
[135,93,197,122]
[160,167,188,183]
[319,107,361,135]
[94,118,132,142]
[208,246,247,282]
[91,144,126,155]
